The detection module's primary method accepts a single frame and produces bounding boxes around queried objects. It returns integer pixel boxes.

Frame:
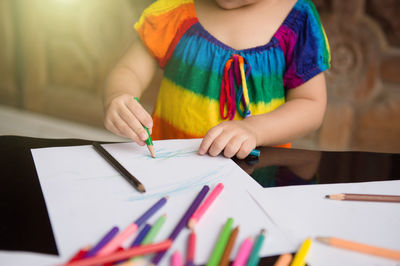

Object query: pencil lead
[138,184,146,193]
[315,237,329,245]
[148,145,156,158]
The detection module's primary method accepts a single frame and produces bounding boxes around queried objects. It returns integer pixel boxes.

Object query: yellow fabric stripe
[322,27,331,63]
[239,62,250,107]
[154,78,285,136]
[135,0,194,29]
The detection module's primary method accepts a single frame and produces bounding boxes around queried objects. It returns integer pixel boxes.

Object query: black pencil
[92,142,146,193]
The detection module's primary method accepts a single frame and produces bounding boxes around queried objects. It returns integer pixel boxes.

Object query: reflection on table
[234,147,399,188]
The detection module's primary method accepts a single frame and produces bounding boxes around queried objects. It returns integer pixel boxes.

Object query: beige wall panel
[19,0,152,127]
[0,0,18,106]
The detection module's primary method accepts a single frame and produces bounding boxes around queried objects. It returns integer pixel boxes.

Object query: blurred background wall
[0,0,399,152]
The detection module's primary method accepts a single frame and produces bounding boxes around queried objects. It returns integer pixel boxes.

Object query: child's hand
[198,120,257,159]
[104,94,153,146]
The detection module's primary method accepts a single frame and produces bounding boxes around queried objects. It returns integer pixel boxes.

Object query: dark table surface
[1,135,399,265]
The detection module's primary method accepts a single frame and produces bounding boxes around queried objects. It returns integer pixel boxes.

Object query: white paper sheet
[252,180,400,265]
[1,139,290,266]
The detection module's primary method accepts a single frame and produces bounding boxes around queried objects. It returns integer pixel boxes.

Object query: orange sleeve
[134,0,197,68]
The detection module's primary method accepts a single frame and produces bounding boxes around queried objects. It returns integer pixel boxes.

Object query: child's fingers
[207,131,233,157]
[106,119,146,146]
[198,126,223,155]
[118,105,149,141]
[236,140,255,159]
[129,99,153,129]
[111,112,145,145]
[223,136,244,158]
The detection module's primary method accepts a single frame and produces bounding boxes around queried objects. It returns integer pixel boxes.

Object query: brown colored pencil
[325,193,400,203]
[92,142,146,193]
[219,226,240,266]
[316,237,400,261]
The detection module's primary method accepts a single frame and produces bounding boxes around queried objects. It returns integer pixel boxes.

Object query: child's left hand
[198,120,257,159]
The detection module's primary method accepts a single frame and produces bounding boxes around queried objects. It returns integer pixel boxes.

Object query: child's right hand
[104,94,153,146]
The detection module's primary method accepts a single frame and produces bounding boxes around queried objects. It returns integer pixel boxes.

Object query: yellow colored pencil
[290,238,312,266]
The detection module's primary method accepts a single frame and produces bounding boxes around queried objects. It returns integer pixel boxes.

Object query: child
[103,0,330,159]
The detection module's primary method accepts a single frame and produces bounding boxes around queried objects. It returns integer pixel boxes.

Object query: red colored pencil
[67,247,90,263]
[62,240,172,266]
[186,230,196,266]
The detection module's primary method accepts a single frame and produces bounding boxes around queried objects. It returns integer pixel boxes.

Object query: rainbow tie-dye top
[134,0,330,141]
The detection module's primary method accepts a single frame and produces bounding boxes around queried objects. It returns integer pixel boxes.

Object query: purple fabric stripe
[274,24,302,89]
[233,55,241,86]
[274,25,297,63]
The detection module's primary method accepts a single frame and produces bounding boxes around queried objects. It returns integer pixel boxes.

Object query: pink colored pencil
[232,237,254,266]
[188,183,224,229]
[186,230,196,266]
[62,240,172,266]
[96,223,138,256]
[171,250,184,266]
[97,196,168,256]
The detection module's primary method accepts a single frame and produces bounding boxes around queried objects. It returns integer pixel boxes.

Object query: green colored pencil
[127,214,167,264]
[206,218,234,266]
[142,214,167,244]
[134,97,155,158]
[247,229,266,266]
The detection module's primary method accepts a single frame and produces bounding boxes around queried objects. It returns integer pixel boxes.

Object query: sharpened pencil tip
[138,184,146,193]
[148,145,156,158]
[315,237,330,245]
[187,218,196,229]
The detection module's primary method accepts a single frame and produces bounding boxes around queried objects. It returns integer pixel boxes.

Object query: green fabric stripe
[164,57,285,104]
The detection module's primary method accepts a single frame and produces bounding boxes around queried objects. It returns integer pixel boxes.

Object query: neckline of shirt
[190,0,301,54]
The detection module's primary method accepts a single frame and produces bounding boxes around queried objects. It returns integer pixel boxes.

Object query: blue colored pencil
[249,149,260,158]
[131,223,152,247]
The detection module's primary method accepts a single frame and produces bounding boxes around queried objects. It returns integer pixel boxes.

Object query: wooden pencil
[325,193,400,203]
[219,226,239,266]
[92,142,145,193]
[316,237,400,260]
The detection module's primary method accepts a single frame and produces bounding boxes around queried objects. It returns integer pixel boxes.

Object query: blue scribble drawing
[144,147,198,161]
[126,164,235,201]
[122,146,198,161]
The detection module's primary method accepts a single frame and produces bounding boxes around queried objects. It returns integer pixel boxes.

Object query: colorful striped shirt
[134,0,330,142]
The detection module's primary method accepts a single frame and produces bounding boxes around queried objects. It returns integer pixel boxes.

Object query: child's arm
[199,73,327,159]
[103,40,158,145]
